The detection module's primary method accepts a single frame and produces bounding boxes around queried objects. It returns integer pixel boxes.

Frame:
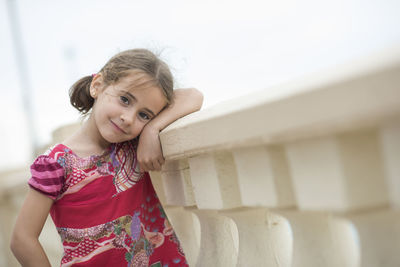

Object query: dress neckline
[57,143,114,160]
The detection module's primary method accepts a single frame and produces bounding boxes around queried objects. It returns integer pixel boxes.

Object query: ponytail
[69,75,94,114]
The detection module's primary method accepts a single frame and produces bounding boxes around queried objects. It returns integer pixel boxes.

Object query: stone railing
[1,46,399,267]
[149,47,400,267]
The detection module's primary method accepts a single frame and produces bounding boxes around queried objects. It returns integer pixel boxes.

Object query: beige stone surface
[163,206,201,266]
[222,208,293,267]
[233,145,295,207]
[280,211,360,267]
[379,122,400,208]
[286,130,388,211]
[188,152,242,210]
[161,168,195,206]
[160,47,400,159]
[347,209,400,267]
[191,210,238,267]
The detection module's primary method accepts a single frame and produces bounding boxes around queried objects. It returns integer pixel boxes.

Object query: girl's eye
[120,96,129,105]
[139,112,150,121]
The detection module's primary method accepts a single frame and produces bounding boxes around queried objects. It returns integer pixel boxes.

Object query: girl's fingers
[138,155,166,172]
[152,160,161,171]
[139,161,149,173]
[139,164,146,173]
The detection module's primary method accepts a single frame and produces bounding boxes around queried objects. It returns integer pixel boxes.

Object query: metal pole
[6,0,38,158]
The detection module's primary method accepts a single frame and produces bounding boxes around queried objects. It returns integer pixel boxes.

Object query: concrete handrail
[151,46,400,266]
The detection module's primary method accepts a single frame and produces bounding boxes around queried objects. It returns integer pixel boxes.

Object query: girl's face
[89,71,167,145]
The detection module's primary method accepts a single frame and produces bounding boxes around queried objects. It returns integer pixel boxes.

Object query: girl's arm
[10,188,53,267]
[137,88,203,171]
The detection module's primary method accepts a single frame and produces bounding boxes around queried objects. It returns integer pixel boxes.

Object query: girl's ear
[90,74,104,99]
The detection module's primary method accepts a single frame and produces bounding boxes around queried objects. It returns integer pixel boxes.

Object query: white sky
[1,0,400,170]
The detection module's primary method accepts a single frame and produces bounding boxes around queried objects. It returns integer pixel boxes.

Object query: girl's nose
[120,112,135,125]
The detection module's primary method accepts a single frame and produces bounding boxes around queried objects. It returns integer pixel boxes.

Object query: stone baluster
[161,206,201,266]
[222,208,293,267]
[188,152,241,210]
[347,209,400,267]
[229,145,296,266]
[339,121,400,267]
[285,129,388,211]
[187,152,240,266]
[188,150,295,266]
[232,145,295,208]
[150,161,200,266]
[280,211,360,267]
[285,129,393,266]
[191,209,239,267]
[379,122,400,208]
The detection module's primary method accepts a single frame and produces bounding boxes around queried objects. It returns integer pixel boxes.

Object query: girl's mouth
[110,120,127,134]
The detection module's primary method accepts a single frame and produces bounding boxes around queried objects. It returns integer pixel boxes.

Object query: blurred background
[1,0,400,171]
[1,0,400,265]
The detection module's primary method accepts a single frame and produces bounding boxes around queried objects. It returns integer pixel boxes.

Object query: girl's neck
[63,116,110,158]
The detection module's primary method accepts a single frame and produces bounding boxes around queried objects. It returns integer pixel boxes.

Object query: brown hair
[69,49,174,114]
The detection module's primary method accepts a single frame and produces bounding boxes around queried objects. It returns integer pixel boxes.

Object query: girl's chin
[100,133,127,144]
[101,131,138,144]
[100,137,122,145]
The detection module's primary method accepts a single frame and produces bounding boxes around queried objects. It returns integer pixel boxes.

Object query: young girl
[10,49,203,266]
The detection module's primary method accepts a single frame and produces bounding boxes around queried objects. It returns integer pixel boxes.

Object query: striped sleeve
[28,155,64,200]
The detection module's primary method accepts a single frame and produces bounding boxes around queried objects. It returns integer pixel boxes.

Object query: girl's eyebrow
[123,90,156,117]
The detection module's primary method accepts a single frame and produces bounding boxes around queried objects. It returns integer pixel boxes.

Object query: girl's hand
[137,125,165,172]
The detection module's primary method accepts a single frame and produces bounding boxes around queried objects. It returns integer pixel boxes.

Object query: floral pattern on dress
[57,210,182,266]
[52,142,143,199]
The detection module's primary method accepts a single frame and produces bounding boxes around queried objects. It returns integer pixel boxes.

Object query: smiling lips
[110,120,127,134]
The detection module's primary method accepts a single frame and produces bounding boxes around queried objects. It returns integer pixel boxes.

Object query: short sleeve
[28,155,65,200]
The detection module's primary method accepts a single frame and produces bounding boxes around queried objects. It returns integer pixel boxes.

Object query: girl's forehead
[118,71,157,91]
[109,71,166,106]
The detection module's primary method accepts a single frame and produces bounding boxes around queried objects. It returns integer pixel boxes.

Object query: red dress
[28,141,188,267]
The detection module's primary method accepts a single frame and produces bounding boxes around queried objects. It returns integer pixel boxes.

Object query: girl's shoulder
[44,143,70,155]
[31,143,80,174]
[29,144,67,200]
[39,143,72,163]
